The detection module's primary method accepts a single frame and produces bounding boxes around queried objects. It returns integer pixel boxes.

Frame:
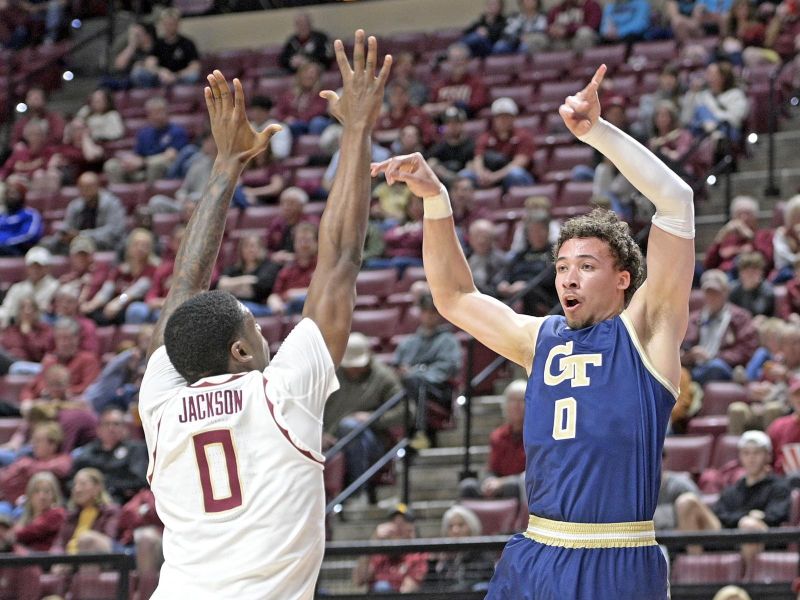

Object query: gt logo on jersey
[543,341,602,388]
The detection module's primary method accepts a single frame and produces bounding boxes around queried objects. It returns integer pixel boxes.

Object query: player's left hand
[204,70,282,166]
[559,64,607,138]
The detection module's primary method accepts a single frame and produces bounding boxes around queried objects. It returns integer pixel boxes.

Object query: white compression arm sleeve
[579,118,695,239]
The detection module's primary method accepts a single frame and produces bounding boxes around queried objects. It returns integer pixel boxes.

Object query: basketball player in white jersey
[138,31,392,600]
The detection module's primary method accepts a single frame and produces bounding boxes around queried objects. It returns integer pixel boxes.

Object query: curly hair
[552,208,645,306]
[164,290,246,384]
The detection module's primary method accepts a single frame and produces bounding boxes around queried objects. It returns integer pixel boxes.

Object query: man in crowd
[279,12,333,72]
[0,246,58,328]
[767,379,800,479]
[427,107,476,187]
[11,87,65,147]
[427,43,489,118]
[467,219,506,297]
[267,221,318,315]
[0,179,43,256]
[133,8,200,87]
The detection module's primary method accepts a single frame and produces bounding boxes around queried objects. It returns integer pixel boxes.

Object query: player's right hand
[204,70,282,166]
[320,30,392,130]
[370,152,443,198]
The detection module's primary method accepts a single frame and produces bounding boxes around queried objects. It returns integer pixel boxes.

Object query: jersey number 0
[193,429,244,513]
[552,397,577,440]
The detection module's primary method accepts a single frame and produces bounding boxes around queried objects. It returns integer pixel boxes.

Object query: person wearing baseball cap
[0,245,59,328]
[323,332,403,500]
[766,378,800,478]
[681,268,759,385]
[712,429,791,571]
[428,107,475,186]
[462,96,535,190]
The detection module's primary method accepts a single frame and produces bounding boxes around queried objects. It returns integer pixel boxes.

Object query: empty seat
[459,498,522,535]
[293,167,326,194]
[748,551,799,583]
[255,316,283,345]
[557,181,594,208]
[68,570,120,600]
[0,374,35,406]
[394,266,427,293]
[294,134,322,158]
[662,435,714,475]
[503,183,559,209]
[671,553,743,584]
[530,50,575,73]
[711,434,741,469]
[152,212,182,237]
[472,187,503,211]
[351,308,401,347]
[577,44,627,71]
[630,40,678,67]
[108,182,148,214]
[538,80,585,103]
[238,205,280,231]
[150,178,182,198]
[0,257,26,286]
[686,415,729,437]
[0,418,22,444]
[488,84,534,108]
[699,382,748,417]
[356,269,397,300]
[484,53,528,76]
[544,145,595,180]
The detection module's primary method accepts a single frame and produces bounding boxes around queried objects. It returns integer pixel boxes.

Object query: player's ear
[230,339,253,364]
[617,269,631,292]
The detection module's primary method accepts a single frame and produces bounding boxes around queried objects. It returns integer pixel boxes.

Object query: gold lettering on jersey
[179,389,244,423]
[543,341,602,388]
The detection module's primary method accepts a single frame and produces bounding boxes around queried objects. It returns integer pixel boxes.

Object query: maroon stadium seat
[0,418,22,444]
[538,80,585,103]
[0,374,35,406]
[394,266,427,293]
[356,269,397,300]
[488,84,534,109]
[293,167,326,194]
[49,254,69,279]
[662,435,714,475]
[94,326,117,356]
[689,288,704,313]
[0,257,27,286]
[108,182,148,214]
[255,316,282,346]
[324,451,345,501]
[294,134,322,158]
[747,551,799,583]
[686,415,729,437]
[152,212,182,237]
[577,44,627,72]
[556,181,594,208]
[503,183,559,209]
[544,145,595,182]
[774,285,792,320]
[630,40,678,67]
[484,53,528,77]
[699,382,748,417]
[530,50,575,73]
[472,187,503,211]
[671,553,743,584]
[237,205,280,231]
[150,178,182,198]
[68,570,120,600]
[711,435,742,469]
[459,498,521,535]
[351,309,401,349]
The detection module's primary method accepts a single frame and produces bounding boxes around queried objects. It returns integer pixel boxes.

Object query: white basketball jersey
[139,318,338,600]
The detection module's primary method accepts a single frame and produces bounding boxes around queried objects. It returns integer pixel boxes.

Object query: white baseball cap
[491,97,519,116]
[340,332,371,368]
[25,246,51,266]
[738,430,772,452]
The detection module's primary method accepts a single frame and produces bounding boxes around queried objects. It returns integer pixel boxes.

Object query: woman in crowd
[275,61,330,137]
[217,234,281,318]
[76,89,124,142]
[7,471,66,552]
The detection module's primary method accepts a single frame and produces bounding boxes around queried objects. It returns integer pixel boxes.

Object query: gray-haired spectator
[467,219,506,297]
[0,246,58,328]
[729,252,775,318]
[704,195,774,274]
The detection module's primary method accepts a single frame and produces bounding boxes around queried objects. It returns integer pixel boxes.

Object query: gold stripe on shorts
[524,514,657,549]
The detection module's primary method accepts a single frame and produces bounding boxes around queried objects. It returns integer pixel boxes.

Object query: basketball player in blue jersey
[371,64,694,599]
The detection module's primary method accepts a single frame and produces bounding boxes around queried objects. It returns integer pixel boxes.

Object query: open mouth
[564,298,580,309]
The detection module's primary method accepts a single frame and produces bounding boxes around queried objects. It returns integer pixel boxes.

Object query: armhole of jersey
[619,312,680,399]
[527,315,550,376]
[146,416,163,486]
[262,376,325,466]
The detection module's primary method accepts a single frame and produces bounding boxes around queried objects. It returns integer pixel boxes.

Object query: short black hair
[250,95,273,111]
[164,290,246,384]
[553,208,645,306]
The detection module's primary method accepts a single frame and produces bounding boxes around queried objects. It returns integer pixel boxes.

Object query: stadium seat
[577,44,627,72]
[686,415,729,437]
[95,326,117,356]
[150,178,182,198]
[114,324,142,350]
[0,257,27,286]
[630,40,678,67]
[747,551,799,583]
[237,205,281,231]
[294,134,322,158]
[459,498,521,535]
[699,382,748,417]
[774,285,792,320]
[488,84,534,109]
[556,181,594,208]
[324,451,346,502]
[484,53,528,77]
[472,187,503,211]
[662,435,714,475]
[530,50,575,73]
[255,316,283,346]
[356,269,397,300]
[108,182,148,214]
[789,488,800,526]
[0,374,35,406]
[503,184,559,209]
[49,254,70,279]
[68,570,121,600]
[711,434,741,469]
[689,288,704,313]
[351,309,401,349]
[152,212,182,237]
[671,553,743,584]
[293,167,326,194]
[538,80,586,103]
[0,418,21,444]
[394,266,427,293]
[544,145,595,182]
[395,305,421,336]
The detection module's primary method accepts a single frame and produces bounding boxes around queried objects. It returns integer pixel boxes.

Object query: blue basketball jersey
[524,313,676,524]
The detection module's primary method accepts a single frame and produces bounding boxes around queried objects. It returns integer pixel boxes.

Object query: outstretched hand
[320,30,392,130]
[204,70,281,166]
[370,152,443,198]
[558,64,607,138]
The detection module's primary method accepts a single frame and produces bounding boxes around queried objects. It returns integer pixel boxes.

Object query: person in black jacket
[217,234,281,317]
[713,430,791,571]
[461,0,508,57]
[279,12,333,72]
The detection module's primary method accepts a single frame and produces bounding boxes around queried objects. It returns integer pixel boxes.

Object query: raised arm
[301,31,392,366]
[371,154,540,373]
[560,65,694,388]
[147,71,280,358]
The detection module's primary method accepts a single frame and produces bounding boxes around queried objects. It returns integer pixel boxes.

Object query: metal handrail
[765,55,798,197]
[325,389,405,461]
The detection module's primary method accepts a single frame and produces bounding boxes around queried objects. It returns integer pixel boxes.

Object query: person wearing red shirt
[376,83,436,147]
[50,283,101,356]
[465,97,535,189]
[703,196,775,274]
[546,0,602,51]
[268,221,318,315]
[767,378,800,477]
[275,61,331,136]
[10,471,66,552]
[427,43,489,117]
[265,186,320,258]
[460,379,526,499]
[0,121,56,184]
[0,295,53,364]
[11,87,66,148]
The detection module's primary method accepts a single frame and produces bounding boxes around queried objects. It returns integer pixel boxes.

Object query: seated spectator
[493,0,549,54]
[713,430,791,571]
[450,177,492,245]
[497,211,557,316]
[51,467,120,555]
[42,172,126,255]
[462,0,508,57]
[117,488,163,577]
[0,179,43,256]
[668,1,705,42]
[75,89,124,143]
[682,60,749,144]
[388,52,428,107]
[423,505,495,593]
[111,23,156,89]
[371,176,414,224]
[84,326,152,414]
[463,98,534,190]
[323,132,392,193]
[681,269,759,385]
[0,121,58,191]
[729,251,775,318]
[11,87,65,148]
[82,228,158,326]
[0,246,58,328]
[51,118,106,184]
[50,282,101,355]
[104,97,190,184]
[427,107,476,187]
[460,380,526,499]
[133,8,200,87]
[712,586,752,600]
[600,0,651,43]
[0,295,53,371]
[648,101,698,176]
[279,11,333,73]
[467,219,506,297]
[248,95,293,162]
[352,504,428,593]
[0,422,71,505]
[545,0,602,51]
[267,222,318,315]
[426,43,489,118]
[266,187,318,259]
[391,124,425,157]
[767,378,800,478]
[71,406,148,505]
[367,197,425,274]
[635,64,684,140]
[765,0,800,59]
[739,317,787,383]
[323,333,404,497]
[507,195,561,254]
[377,83,436,148]
[217,234,281,318]
[8,471,66,552]
[704,195,775,274]
[772,194,800,283]
[726,0,769,62]
[655,458,721,534]
[276,61,331,137]
[396,293,462,448]
[58,235,108,307]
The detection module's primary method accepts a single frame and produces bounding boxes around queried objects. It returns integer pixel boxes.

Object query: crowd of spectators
[1,0,800,596]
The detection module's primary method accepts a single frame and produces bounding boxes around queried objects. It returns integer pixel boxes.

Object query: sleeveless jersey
[139,318,338,600]
[524,313,676,524]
